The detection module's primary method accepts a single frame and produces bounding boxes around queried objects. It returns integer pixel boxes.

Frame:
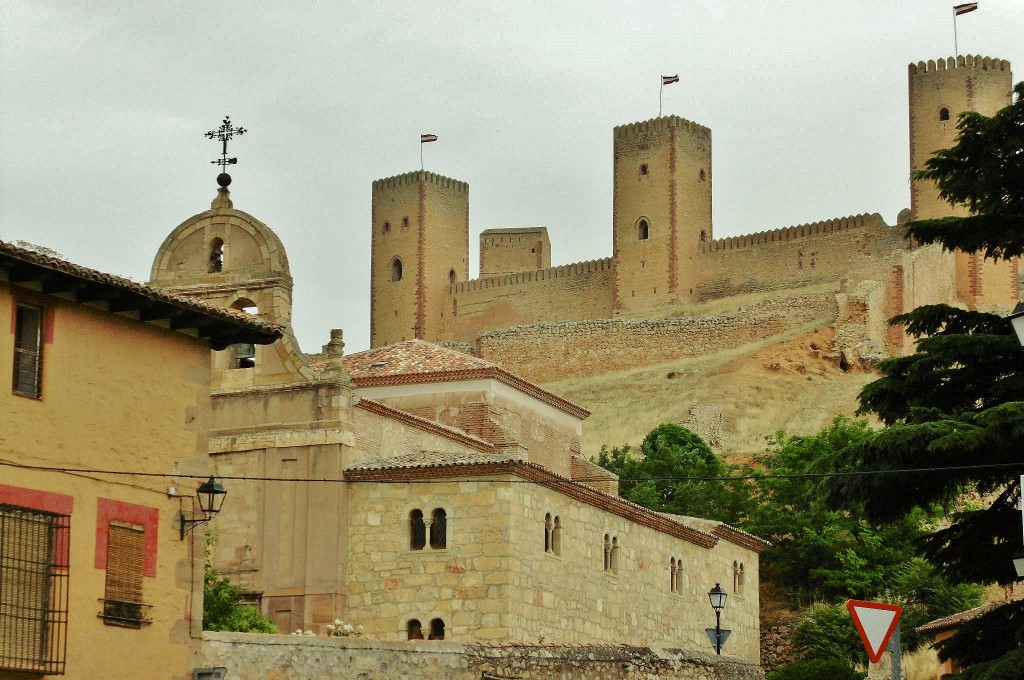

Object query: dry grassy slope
[543,323,879,458]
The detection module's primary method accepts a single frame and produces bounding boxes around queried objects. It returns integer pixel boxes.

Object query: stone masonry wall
[476,293,837,383]
[199,633,765,680]
[344,476,761,658]
[443,258,615,343]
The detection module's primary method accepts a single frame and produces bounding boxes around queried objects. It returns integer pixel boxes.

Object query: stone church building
[148,186,767,663]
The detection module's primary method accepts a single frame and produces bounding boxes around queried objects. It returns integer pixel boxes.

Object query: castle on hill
[369,55,1018,381]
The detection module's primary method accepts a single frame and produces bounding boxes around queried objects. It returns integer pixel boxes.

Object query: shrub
[768,659,866,680]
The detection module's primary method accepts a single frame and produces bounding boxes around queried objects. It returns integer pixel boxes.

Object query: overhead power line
[1,458,1021,485]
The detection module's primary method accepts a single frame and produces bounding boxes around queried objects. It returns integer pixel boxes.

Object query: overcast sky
[2,0,1021,353]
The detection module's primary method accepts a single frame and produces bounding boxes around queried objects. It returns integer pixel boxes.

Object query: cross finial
[205,116,247,187]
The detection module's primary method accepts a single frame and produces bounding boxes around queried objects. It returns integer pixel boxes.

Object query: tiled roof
[346,450,524,471]
[657,512,771,553]
[343,339,590,419]
[916,602,1003,635]
[354,399,497,453]
[0,240,282,348]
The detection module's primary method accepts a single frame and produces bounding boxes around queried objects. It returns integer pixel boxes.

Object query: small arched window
[429,508,446,549]
[383,221,391,234]
[603,534,611,571]
[700,229,707,242]
[939,107,950,121]
[402,216,410,230]
[410,509,426,550]
[639,163,649,176]
[407,619,424,640]
[736,562,746,595]
[428,618,445,640]
[208,238,224,273]
[670,558,677,593]
[391,258,403,282]
[610,536,620,574]
[699,168,706,182]
[544,513,552,552]
[637,219,650,241]
[228,299,260,368]
[449,269,456,284]
[551,516,561,556]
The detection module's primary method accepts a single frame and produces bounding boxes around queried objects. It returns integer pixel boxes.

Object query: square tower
[612,116,712,315]
[371,171,469,347]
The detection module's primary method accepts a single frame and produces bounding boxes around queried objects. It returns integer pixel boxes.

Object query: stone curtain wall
[476,293,837,383]
[199,633,766,680]
[444,258,615,343]
[695,215,903,301]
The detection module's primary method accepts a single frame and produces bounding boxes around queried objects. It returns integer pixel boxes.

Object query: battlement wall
[695,213,905,301]
[908,54,1011,74]
[444,258,615,343]
[371,170,469,194]
[614,115,711,142]
[701,213,886,253]
[476,293,837,383]
[454,257,613,294]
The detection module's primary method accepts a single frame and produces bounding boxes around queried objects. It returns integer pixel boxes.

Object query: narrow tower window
[208,238,224,273]
[382,221,391,234]
[699,168,706,181]
[639,163,649,176]
[637,219,650,241]
[410,509,426,550]
[428,618,445,640]
[449,269,456,284]
[391,257,403,282]
[939,107,950,121]
[551,516,561,556]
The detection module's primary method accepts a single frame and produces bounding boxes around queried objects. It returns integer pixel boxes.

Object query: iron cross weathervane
[205,116,247,187]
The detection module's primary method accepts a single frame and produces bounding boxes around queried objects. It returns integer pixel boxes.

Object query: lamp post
[1007,306,1024,578]
[179,476,227,540]
[708,583,728,655]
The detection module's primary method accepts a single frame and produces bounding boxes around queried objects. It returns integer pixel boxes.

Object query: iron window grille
[0,505,70,675]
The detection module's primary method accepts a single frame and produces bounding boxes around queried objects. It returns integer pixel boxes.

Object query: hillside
[543,323,880,458]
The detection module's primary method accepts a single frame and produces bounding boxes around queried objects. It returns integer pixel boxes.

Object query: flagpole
[953,8,959,56]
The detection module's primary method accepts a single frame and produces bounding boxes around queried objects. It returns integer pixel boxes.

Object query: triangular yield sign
[846,599,902,663]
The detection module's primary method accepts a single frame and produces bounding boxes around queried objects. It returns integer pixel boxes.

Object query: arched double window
[670,557,682,593]
[410,508,446,550]
[544,513,562,556]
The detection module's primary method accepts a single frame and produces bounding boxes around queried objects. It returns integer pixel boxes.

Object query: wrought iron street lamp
[708,583,728,655]
[1008,303,1024,346]
[179,476,227,540]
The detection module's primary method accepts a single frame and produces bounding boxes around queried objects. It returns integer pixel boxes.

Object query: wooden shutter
[102,523,145,626]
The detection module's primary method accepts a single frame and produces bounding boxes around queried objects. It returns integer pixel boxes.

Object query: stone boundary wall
[476,293,837,382]
[199,633,765,680]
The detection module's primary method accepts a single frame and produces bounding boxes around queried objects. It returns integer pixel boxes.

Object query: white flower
[343,624,354,633]
[335,619,343,626]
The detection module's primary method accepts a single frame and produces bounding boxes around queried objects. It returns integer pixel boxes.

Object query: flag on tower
[662,74,679,85]
[421,133,438,143]
[954,2,978,15]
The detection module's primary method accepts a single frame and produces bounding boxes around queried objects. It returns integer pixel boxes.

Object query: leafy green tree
[768,659,866,680]
[748,418,928,603]
[791,603,868,665]
[595,423,753,524]
[828,82,1024,672]
[203,567,277,633]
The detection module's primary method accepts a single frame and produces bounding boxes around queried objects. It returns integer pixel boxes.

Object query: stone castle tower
[908,55,1015,309]
[368,54,1017,357]
[370,171,469,347]
[611,116,712,314]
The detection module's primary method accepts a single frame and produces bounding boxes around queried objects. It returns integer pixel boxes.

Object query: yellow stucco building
[0,241,279,679]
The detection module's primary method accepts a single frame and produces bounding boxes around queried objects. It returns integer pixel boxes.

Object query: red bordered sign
[846,600,903,663]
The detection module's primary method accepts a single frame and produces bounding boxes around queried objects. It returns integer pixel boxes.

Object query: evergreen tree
[828,82,1024,671]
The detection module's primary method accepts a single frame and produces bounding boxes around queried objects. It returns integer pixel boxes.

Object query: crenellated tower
[908,55,1015,309]
[370,171,469,347]
[611,116,712,315]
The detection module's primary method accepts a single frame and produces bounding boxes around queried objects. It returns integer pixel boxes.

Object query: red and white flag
[954,2,978,15]
[420,133,438,143]
[662,74,679,85]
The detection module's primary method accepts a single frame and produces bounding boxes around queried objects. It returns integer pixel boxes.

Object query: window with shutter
[12,303,43,398]
[0,505,70,674]
[101,522,150,627]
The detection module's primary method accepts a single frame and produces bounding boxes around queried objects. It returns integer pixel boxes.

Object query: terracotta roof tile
[0,240,282,347]
[916,602,1003,635]
[343,339,590,419]
[346,450,524,471]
